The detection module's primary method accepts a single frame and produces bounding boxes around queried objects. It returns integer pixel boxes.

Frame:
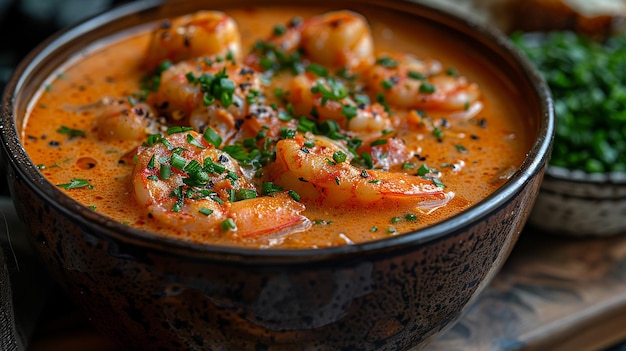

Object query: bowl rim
[0,0,555,264]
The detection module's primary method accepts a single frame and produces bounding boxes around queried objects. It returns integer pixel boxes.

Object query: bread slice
[504,0,626,37]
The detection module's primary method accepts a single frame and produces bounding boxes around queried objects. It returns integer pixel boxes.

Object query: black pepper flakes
[234,118,244,129]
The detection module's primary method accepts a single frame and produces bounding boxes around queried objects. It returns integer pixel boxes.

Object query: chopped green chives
[199,207,214,216]
[237,188,257,201]
[288,189,301,201]
[186,133,205,149]
[375,57,398,68]
[381,78,395,90]
[166,126,193,135]
[262,181,284,195]
[203,127,222,148]
[147,154,156,170]
[57,126,85,137]
[405,213,418,221]
[361,152,373,169]
[306,63,329,77]
[419,82,436,94]
[160,164,171,180]
[273,24,286,36]
[57,178,93,190]
[408,71,426,80]
[370,139,387,147]
[170,153,187,170]
[332,150,347,163]
[341,105,358,120]
[221,218,237,231]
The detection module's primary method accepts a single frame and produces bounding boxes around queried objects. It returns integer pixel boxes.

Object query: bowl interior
[0,0,554,261]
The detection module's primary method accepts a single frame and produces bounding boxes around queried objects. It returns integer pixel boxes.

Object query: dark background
[0,0,131,94]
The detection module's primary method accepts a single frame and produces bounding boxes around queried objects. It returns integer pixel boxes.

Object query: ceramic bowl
[0,0,554,350]
[528,167,626,236]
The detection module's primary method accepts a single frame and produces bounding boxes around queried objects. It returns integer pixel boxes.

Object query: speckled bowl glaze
[528,166,626,236]
[0,0,554,350]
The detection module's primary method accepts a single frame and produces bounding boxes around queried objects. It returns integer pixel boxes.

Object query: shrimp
[363,53,482,112]
[145,11,241,72]
[246,10,374,73]
[147,59,266,142]
[299,10,374,70]
[133,130,310,238]
[95,98,160,141]
[286,73,393,135]
[268,135,451,208]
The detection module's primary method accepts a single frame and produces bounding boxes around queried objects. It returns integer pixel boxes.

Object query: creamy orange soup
[22,7,532,248]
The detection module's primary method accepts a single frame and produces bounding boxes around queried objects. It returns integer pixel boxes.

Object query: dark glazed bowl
[0,0,554,350]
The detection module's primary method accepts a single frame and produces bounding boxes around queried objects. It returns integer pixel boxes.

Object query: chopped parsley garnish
[221,218,237,231]
[332,150,347,163]
[167,126,194,134]
[405,213,418,221]
[262,181,284,195]
[310,78,348,104]
[381,78,395,90]
[199,207,214,216]
[288,189,301,201]
[186,68,236,108]
[433,127,444,141]
[252,40,304,75]
[375,57,398,68]
[203,127,222,148]
[341,105,358,120]
[57,126,85,138]
[370,139,387,147]
[306,63,329,77]
[186,133,205,149]
[408,71,426,80]
[419,82,436,94]
[57,178,93,190]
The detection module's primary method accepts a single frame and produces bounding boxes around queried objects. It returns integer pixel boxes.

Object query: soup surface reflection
[22,7,532,248]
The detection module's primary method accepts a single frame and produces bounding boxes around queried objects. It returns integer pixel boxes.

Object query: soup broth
[22,6,533,248]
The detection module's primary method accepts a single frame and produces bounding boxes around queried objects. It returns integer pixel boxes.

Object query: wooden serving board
[27,227,626,351]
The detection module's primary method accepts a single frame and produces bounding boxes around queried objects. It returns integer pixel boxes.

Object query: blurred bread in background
[419,0,626,37]
[506,0,626,37]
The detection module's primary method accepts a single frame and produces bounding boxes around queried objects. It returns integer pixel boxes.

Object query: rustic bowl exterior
[0,0,553,350]
[7,170,542,350]
[529,167,626,237]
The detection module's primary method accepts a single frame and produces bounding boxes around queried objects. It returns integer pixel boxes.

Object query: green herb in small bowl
[512,30,626,173]
[512,31,626,236]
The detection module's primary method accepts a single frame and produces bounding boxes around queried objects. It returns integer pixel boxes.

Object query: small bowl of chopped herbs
[512,30,626,236]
